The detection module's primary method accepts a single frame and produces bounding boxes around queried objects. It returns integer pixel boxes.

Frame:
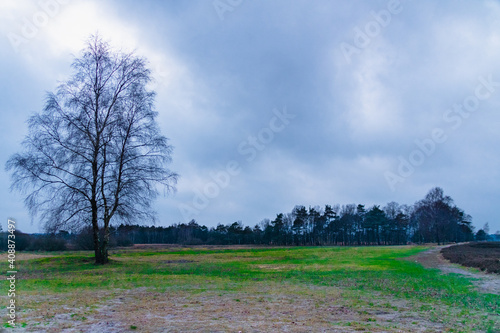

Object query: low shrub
[441,242,500,274]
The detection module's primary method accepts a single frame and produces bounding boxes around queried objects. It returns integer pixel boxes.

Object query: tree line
[109,187,476,246]
[4,187,484,250]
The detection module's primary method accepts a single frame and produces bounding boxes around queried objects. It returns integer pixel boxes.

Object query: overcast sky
[1,0,500,234]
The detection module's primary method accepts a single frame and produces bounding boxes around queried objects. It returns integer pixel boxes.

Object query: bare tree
[6,35,178,264]
[411,187,468,244]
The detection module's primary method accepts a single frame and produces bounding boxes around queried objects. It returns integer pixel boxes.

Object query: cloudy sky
[1,0,500,234]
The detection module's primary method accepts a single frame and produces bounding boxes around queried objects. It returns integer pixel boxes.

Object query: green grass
[2,245,499,331]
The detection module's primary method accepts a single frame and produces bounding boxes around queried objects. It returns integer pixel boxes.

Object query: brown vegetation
[441,242,500,274]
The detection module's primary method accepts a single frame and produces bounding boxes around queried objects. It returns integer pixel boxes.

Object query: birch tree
[6,35,178,264]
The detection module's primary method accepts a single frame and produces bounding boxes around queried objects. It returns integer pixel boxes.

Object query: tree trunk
[93,230,102,264]
[91,199,103,264]
[97,220,111,264]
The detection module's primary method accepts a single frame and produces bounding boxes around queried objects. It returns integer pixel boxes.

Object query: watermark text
[6,219,17,328]
[385,75,499,191]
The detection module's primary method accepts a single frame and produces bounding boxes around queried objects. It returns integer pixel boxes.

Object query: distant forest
[5,187,493,251]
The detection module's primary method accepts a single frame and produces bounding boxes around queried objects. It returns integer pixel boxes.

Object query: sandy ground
[4,284,459,333]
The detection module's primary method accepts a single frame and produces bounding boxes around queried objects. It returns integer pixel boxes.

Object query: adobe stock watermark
[5,0,69,54]
[6,219,17,328]
[213,0,244,21]
[179,107,295,221]
[385,74,499,191]
[340,0,410,64]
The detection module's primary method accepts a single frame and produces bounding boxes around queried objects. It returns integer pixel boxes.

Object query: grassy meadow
[1,245,499,332]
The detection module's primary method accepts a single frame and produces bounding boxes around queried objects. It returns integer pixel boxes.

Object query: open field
[1,245,499,332]
[441,242,500,274]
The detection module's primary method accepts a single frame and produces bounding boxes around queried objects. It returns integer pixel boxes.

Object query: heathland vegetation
[441,242,500,274]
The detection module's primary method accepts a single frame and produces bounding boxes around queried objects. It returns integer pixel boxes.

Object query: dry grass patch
[1,282,460,332]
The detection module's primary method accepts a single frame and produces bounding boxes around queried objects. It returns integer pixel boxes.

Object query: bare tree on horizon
[6,34,178,264]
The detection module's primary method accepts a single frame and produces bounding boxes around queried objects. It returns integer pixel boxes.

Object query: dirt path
[410,245,500,295]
